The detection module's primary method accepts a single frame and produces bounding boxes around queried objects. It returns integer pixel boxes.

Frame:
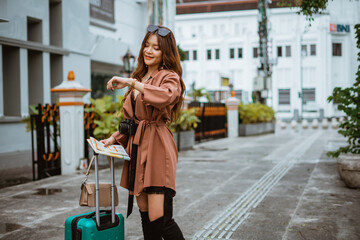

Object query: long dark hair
[124,25,185,123]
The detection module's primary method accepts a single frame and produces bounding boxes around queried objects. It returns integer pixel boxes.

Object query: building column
[43,52,51,103]
[226,93,240,138]
[0,44,3,117]
[19,48,29,118]
[51,71,91,174]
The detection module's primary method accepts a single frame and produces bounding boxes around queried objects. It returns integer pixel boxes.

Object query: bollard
[51,71,91,174]
[280,120,287,129]
[225,92,240,138]
[291,120,298,129]
[339,117,344,124]
[312,119,319,129]
[321,119,329,129]
[331,118,339,129]
[302,119,309,129]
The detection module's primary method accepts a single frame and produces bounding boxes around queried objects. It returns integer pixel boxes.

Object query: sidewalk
[0,127,359,239]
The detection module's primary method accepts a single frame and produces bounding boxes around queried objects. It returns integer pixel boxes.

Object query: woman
[101,25,185,240]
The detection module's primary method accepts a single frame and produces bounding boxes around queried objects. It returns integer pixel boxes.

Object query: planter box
[337,154,360,188]
[239,122,275,136]
[173,130,195,151]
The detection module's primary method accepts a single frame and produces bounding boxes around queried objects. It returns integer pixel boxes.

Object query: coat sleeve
[111,131,129,148]
[140,72,181,109]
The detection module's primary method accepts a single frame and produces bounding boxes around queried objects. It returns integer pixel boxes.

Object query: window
[49,0,62,47]
[301,45,307,56]
[238,48,243,58]
[50,54,63,104]
[213,25,218,36]
[277,46,282,57]
[285,46,291,57]
[229,48,234,59]
[207,49,212,60]
[27,17,43,43]
[215,49,220,59]
[302,88,315,104]
[333,43,341,56]
[278,89,290,105]
[253,47,258,58]
[220,24,225,34]
[28,50,44,106]
[193,50,197,61]
[310,44,316,56]
[91,72,115,99]
[2,45,21,116]
[198,26,203,34]
[191,26,196,38]
[234,23,239,35]
[184,51,189,61]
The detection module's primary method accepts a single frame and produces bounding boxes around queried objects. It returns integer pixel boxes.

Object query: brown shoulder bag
[79,156,119,207]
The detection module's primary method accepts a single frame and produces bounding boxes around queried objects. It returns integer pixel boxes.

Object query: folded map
[87,137,130,160]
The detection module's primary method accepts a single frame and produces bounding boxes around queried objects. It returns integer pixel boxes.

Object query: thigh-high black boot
[162,218,185,240]
[161,189,185,240]
[139,210,152,239]
[145,217,163,240]
[145,216,185,240]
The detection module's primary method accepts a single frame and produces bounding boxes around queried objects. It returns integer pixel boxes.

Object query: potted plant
[85,95,125,140]
[85,95,125,165]
[327,24,360,188]
[168,108,200,150]
[238,102,276,136]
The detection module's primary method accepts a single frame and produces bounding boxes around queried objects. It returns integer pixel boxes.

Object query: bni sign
[330,23,350,33]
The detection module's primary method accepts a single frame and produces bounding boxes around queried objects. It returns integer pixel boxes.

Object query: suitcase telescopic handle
[94,152,116,227]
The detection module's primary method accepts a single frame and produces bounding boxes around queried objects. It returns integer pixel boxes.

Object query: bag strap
[130,91,139,121]
[82,155,95,185]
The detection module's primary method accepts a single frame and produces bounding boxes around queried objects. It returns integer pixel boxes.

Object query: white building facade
[0,0,175,171]
[175,0,360,120]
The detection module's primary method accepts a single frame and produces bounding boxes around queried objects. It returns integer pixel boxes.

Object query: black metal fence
[31,103,97,181]
[84,104,96,160]
[31,104,61,180]
[188,102,227,141]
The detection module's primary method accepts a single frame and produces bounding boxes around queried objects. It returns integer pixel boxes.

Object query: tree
[277,0,329,23]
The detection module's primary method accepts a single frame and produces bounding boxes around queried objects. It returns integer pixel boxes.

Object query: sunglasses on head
[147,25,171,37]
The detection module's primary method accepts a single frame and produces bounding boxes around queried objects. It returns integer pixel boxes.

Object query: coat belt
[133,120,166,146]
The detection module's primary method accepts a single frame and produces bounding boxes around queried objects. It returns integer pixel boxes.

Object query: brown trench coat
[111,69,181,197]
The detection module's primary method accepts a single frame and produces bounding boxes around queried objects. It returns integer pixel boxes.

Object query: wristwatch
[131,79,136,88]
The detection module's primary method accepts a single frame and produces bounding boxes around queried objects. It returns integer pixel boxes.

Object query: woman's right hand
[100,136,116,147]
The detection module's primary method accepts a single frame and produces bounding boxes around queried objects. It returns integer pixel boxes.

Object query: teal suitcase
[65,153,124,240]
[64,210,124,240]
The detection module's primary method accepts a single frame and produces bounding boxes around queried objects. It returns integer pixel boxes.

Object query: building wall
[175,0,359,119]
[0,0,160,169]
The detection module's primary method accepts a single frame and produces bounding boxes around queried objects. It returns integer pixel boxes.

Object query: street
[0,126,359,239]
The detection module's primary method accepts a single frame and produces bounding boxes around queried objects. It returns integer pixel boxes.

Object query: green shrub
[238,102,275,124]
[85,95,125,139]
[168,108,200,133]
[327,24,360,158]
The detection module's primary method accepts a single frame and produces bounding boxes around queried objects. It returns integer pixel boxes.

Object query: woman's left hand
[107,76,129,91]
